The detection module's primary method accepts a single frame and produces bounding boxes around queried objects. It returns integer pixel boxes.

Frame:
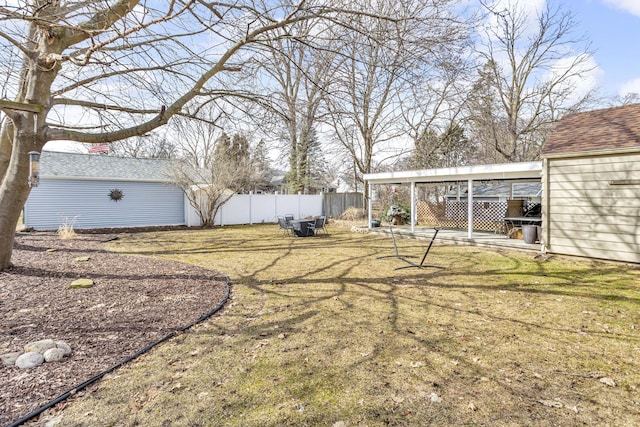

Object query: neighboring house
[445,182,542,202]
[541,103,640,264]
[24,151,185,230]
[267,171,288,194]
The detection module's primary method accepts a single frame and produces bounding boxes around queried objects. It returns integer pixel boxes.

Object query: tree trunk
[0,129,36,270]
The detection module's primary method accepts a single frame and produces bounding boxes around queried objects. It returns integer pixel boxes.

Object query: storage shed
[24,151,186,230]
[541,103,640,264]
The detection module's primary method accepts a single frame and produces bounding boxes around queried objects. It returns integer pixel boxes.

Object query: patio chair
[277,216,293,237]
[310,215,328,236]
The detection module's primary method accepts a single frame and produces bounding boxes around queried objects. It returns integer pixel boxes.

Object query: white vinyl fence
[185,193,323,227]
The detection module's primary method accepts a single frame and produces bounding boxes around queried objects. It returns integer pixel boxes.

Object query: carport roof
[363,161,542,185]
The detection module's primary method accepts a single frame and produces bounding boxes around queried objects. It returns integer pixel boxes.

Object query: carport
[363,161,542,239]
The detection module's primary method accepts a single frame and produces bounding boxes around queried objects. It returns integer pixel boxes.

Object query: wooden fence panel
[322,192,363,218]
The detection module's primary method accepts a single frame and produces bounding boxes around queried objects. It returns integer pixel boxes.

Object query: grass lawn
[56,224,640,426]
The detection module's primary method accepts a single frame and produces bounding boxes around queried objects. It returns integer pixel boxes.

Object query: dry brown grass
[56,217,77,240]
[53,224,640,426]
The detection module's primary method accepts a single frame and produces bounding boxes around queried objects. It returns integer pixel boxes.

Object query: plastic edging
[7,275,231,427]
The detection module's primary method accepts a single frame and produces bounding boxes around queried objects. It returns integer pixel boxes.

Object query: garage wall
[24,178,185,230]
[545,152,640,263]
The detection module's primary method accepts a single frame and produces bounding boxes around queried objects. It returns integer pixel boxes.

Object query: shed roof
[542,103,640,158]
[40,151,175,182]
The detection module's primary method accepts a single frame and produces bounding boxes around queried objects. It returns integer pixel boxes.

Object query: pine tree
[251,139,273,192]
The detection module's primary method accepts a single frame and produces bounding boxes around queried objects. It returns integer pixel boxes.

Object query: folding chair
[277,216,293,237]
[311,216,328,236]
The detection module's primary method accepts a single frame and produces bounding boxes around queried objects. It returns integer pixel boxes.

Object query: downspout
[542,158,550,253]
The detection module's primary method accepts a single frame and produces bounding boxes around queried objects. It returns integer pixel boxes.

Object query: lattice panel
[417,199,539,233]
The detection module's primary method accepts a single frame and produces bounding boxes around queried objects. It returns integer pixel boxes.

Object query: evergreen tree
[251,139,273,192]
[305,131,330,193]
[413,123,473,169]
[213,132,232,168]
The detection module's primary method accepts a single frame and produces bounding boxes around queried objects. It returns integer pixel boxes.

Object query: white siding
[24,179,185,230]
[545,153,640,263]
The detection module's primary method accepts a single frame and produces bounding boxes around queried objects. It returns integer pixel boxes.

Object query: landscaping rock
[68,278,94,289]
[538,399,564,408]
[25,338,56,354]
[1,352,22,366]
[600,377,616,387]
[44,348,67,362]
[56,341,72,356]
[3,339,73,368]
[15,352,44,369]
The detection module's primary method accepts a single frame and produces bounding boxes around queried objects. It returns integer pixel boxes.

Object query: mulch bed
[0,232,229,426]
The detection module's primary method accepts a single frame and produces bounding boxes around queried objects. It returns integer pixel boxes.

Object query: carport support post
[368,183,373,228]
[467,179,474,239]
[410,181,416,233]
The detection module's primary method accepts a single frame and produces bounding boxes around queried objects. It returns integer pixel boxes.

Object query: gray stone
[55,341,72,356]
[24,338,56,354]
[15,352,44,369]
[44,348,66,362]
[1,352,22,366]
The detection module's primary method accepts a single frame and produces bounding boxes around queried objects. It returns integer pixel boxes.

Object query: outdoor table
[290,219,315,237]
[504,216,541,228]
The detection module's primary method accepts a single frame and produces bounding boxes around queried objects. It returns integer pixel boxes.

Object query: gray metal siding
[24,179,185,230]
[546,153,640,263]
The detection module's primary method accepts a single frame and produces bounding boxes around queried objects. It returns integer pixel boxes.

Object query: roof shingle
[541,103,640,157]
[40,151,175,181]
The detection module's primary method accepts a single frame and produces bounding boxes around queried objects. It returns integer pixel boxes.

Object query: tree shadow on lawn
[108,225,640,306]
[181,256,640,425]
[50,226,640,426]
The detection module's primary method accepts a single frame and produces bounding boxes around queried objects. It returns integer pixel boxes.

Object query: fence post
[249,191,253,225]
[274,191,278,221]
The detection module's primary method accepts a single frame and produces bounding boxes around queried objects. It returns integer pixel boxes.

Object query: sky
[571,0,640,97]
[41,0,640,154]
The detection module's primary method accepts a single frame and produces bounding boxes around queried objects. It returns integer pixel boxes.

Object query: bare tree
[168,127,252,227]
[0,0,383,269]
[259,20,338,194]
[108,133,179,159]
[400,61,475,169]
[468,1,596,162]
[323,0,470,202]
